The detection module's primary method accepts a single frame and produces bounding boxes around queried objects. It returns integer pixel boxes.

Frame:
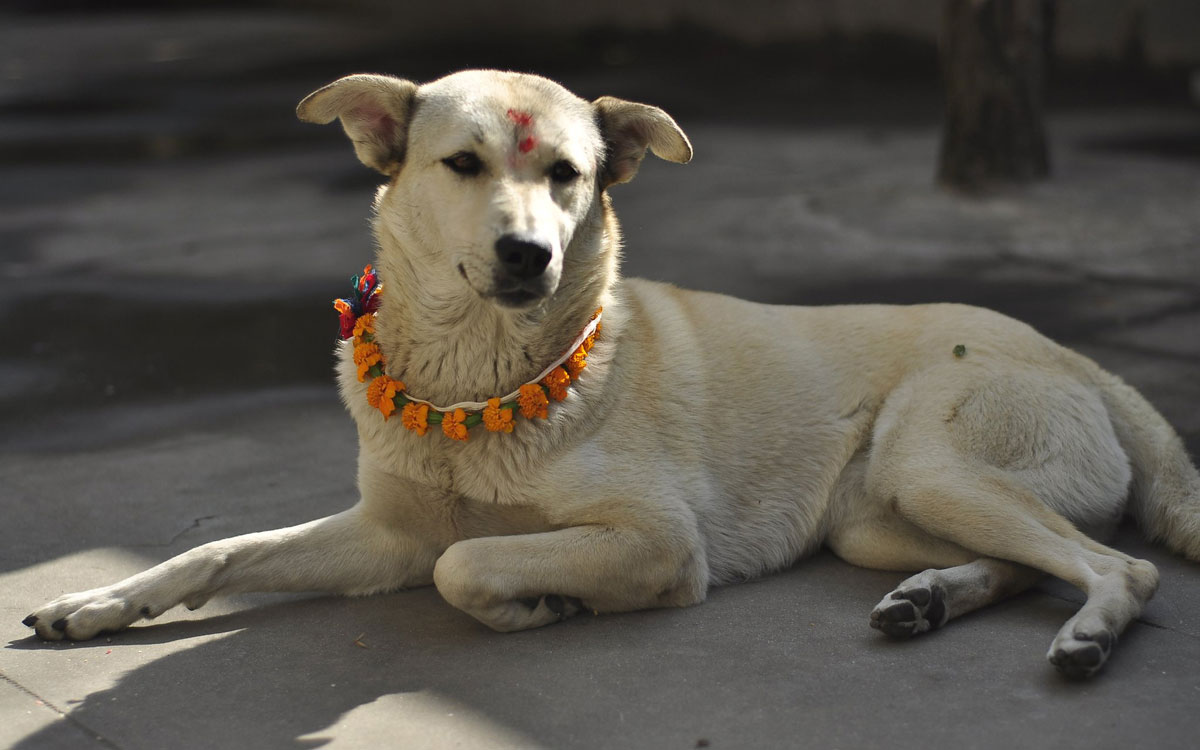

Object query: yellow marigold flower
[581,333,597,353]
[483,397,514,433]
[542,366,571,401]
[518,384,549,420]
[565,347,588,379]
[352,313,376,341]
[401,402,429,436]
[442,408,470,442]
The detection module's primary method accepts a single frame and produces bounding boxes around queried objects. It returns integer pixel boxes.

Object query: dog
[24,70,1200,678]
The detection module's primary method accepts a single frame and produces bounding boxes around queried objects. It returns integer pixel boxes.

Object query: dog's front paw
[869,584,948,638]
[461,594,585,632]
[23,588,150,642]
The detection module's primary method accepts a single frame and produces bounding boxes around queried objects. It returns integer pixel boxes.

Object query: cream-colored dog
[25,71,1200,678]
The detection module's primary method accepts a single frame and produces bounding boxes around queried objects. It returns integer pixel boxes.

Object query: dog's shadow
[4,559,900,748]
[8,586,570,748]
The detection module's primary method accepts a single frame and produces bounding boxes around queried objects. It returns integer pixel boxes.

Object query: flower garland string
[335,265,601,442]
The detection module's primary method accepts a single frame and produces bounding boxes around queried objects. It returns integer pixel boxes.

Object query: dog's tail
[1099,371,1200,560]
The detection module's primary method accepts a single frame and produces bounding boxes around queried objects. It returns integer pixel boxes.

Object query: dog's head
[297,70,691,310]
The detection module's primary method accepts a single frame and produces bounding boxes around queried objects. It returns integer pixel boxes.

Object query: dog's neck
[369,213,618,406]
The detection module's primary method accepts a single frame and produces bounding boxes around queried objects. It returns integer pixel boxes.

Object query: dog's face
[395,72,603,308]
[298,70,691,310]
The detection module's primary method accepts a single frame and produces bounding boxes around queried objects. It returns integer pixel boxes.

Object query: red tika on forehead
[518,136,537,153]
[506,109,534,127]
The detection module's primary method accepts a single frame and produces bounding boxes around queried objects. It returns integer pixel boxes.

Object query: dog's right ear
[297,74,418,176]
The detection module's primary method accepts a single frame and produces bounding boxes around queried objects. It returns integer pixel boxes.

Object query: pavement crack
[167,515,219,547]
[0,669,123,749]
[1034,589,1200,641]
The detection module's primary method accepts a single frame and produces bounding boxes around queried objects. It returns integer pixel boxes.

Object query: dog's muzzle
[490,234,555,307]
[495,235,552,280]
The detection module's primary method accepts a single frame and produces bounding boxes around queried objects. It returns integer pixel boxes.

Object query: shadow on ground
[8,535,1200,750]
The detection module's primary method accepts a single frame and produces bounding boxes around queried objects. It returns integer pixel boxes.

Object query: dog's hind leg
[828,514,1042,636]
[869,558,1044,637]
[24,507,441,641]
[877,459,1158,678]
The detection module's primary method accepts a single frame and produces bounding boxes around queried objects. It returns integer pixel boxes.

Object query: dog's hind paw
[869,584,948,638]
[1047,628,1115,679]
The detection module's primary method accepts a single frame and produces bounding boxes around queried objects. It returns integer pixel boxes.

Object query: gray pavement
[2,9,1200,750]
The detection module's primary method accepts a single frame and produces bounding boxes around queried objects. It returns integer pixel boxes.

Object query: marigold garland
[334,264,600,440]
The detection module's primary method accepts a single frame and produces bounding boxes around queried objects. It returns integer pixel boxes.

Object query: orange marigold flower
[482,397,514,433]
[401,402,429,436]
[355,352,382,382]
[367,376,402,419]
[365,375,389,409]
[541,366,571,401]
[352,313,376,341]
[565,347,588,379]
[581,332,597,353]
[442,408,470,442]
[353,342,380,365]
[353,343,384,382]
[518,384,549,420]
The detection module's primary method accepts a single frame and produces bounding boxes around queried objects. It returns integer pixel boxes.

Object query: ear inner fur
[594,96,692,187]
[297,74,419,175]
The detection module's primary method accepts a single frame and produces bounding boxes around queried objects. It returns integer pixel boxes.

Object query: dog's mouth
[492,289,543,308]
[458,264,551,309]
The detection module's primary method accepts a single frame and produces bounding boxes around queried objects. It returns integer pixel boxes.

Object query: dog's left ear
[297,74,418,176]
[594,97,692,187]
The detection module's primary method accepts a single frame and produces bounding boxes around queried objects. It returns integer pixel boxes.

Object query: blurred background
[2,4,1200,748]
[2,0,1198,451]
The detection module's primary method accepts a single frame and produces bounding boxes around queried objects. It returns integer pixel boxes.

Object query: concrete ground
[2,9,1199,750]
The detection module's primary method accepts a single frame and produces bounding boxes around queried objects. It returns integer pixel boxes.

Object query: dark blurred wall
[13,0,1200,67]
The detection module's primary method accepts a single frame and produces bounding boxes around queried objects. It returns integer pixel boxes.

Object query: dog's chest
[356,413,551,508]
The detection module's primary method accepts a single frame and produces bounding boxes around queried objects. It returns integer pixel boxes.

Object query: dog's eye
[549,160,579,183]
[443,152,482,176]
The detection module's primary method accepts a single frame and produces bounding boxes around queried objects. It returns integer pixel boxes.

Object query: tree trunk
[937,0,1054,189]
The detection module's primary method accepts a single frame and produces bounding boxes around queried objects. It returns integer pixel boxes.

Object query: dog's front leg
[25,507,440,641]
[433,525,708,632]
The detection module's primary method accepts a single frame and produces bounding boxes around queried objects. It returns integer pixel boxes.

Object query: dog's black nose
[495,235,552,280]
